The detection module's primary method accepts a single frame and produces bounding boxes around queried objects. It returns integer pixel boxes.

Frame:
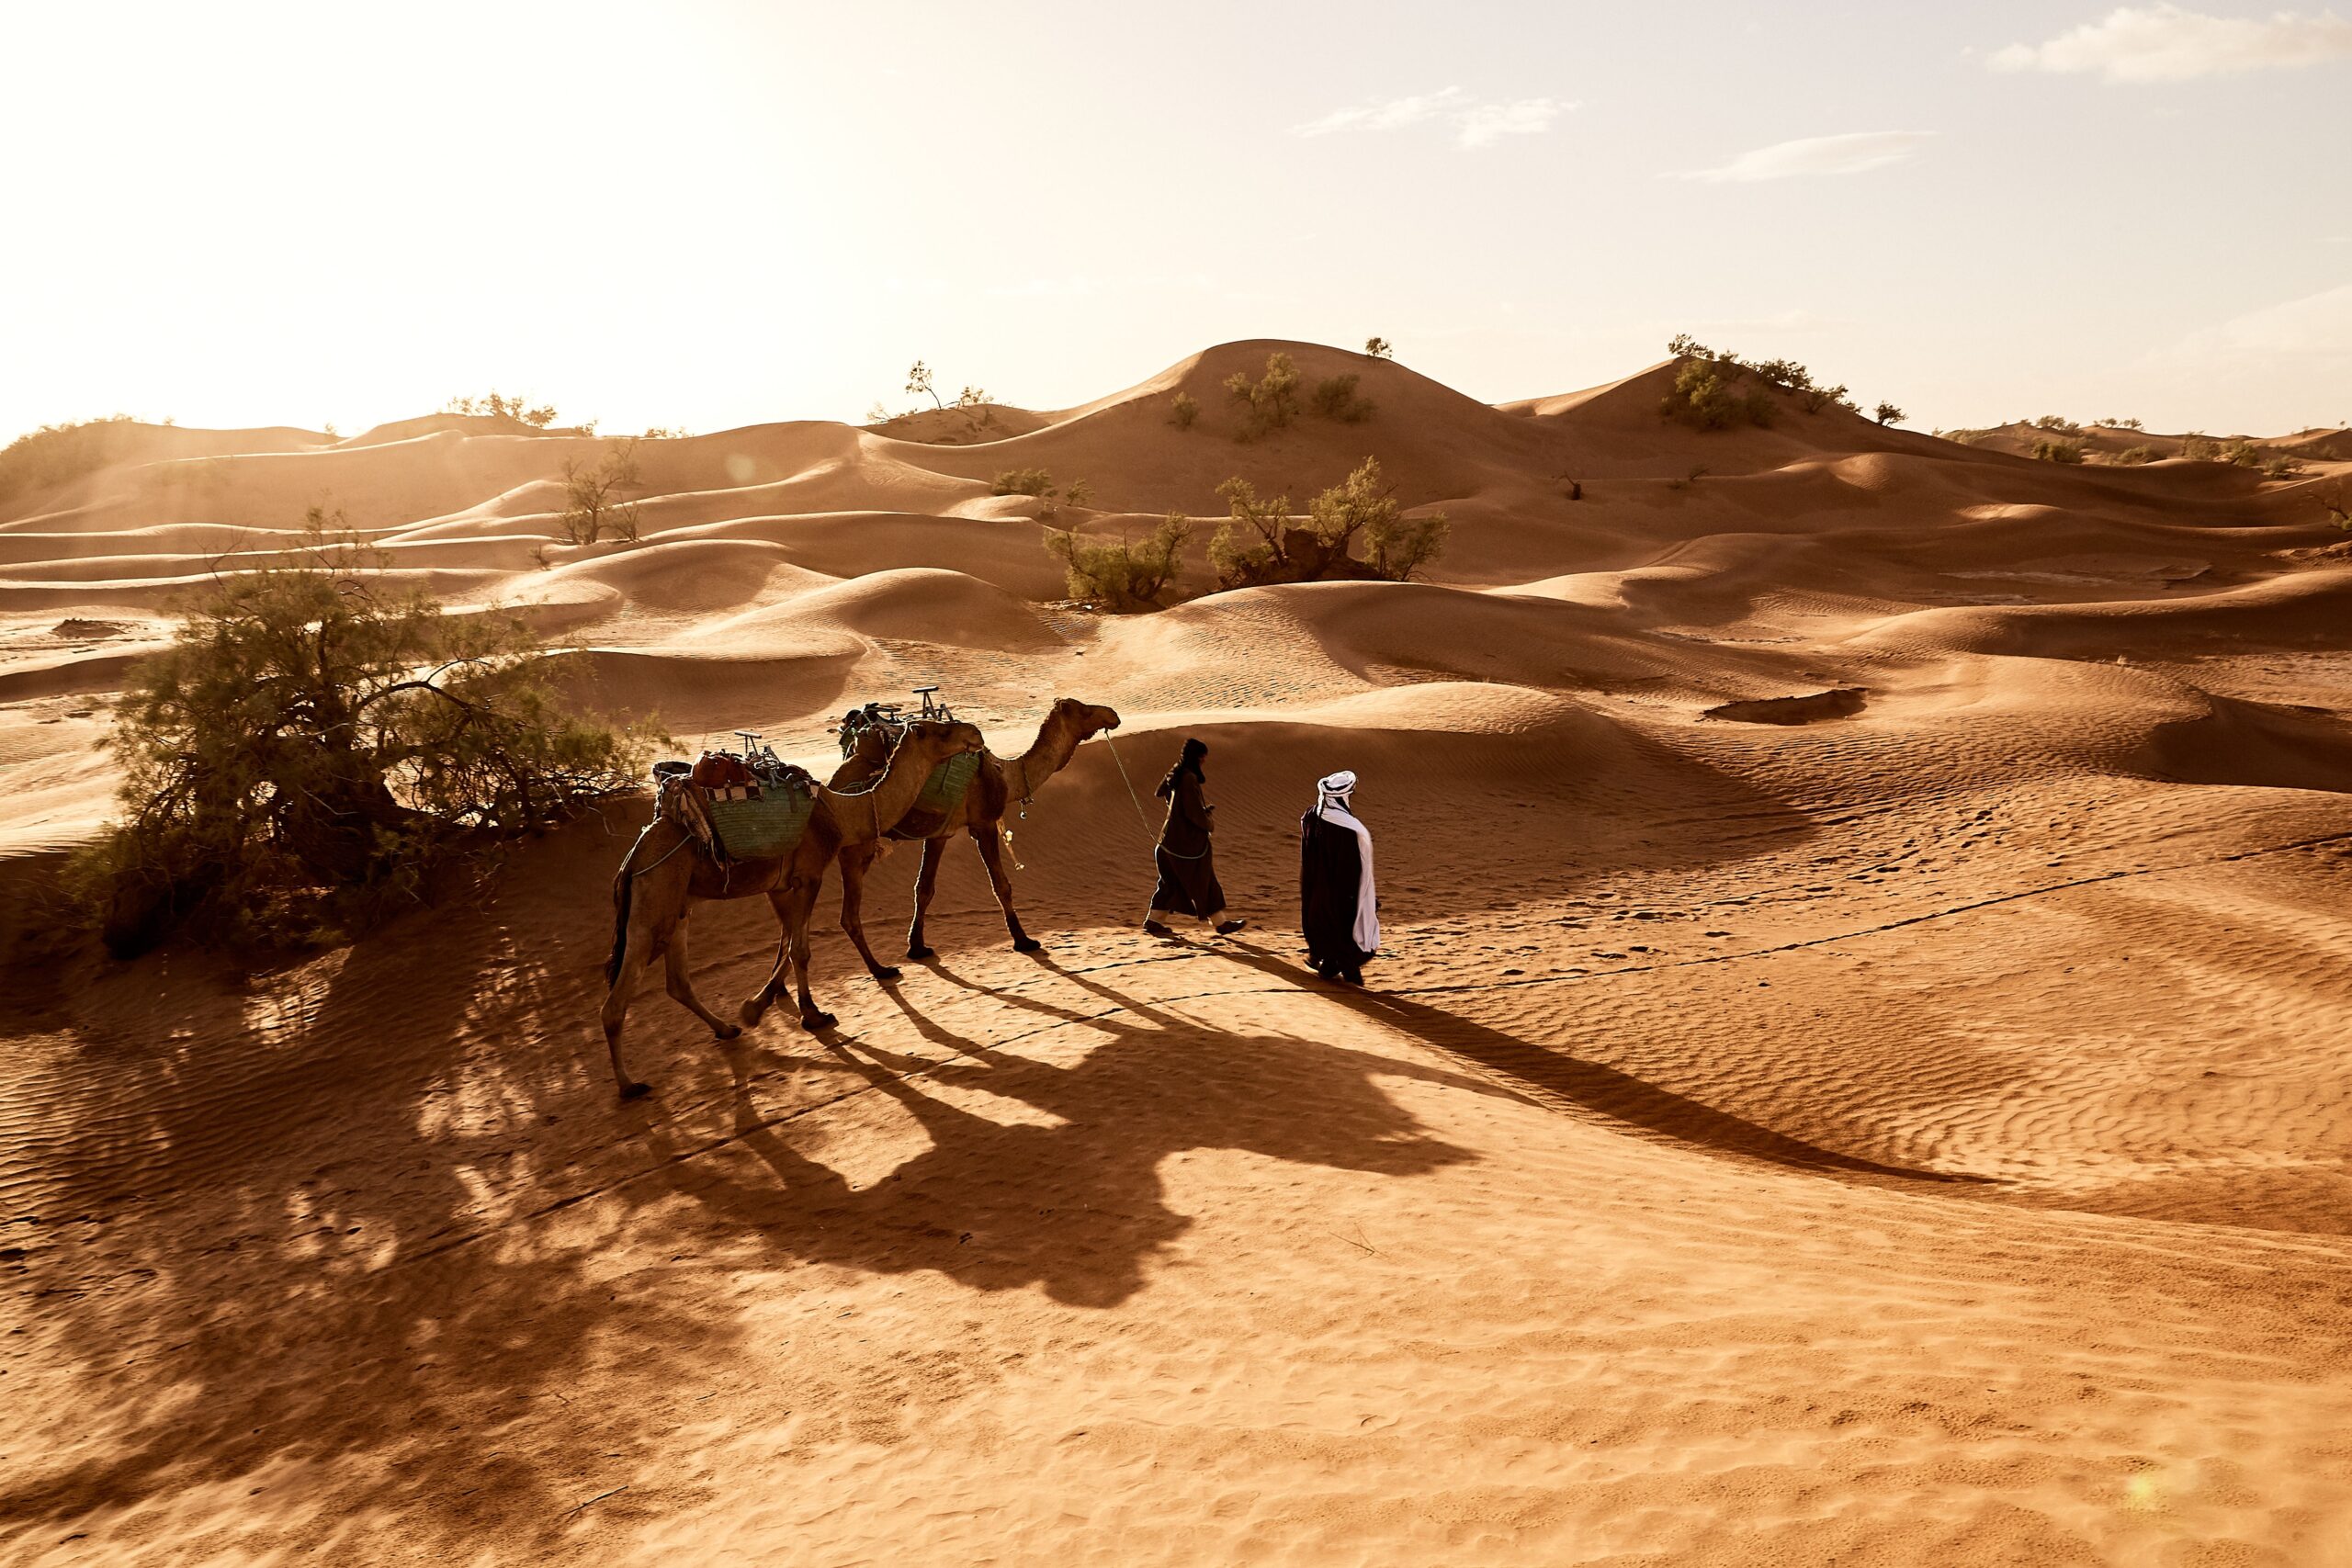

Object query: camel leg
[971,823,1040,953]
[782,874,836,1031]
[740,892,795,1029]
[837,842,900,983]
[600,915,656,1100]
[662,917,741,1042]
[904,835,949,960]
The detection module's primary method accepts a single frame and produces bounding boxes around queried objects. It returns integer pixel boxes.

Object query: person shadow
[1206,937,1994,1188]
[625,948,1518,1309]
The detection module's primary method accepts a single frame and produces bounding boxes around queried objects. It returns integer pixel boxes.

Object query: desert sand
[3,341,2350,1565]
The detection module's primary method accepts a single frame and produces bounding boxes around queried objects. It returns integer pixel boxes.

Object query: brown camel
[601,716,985,1097]
[827,696,1122,976]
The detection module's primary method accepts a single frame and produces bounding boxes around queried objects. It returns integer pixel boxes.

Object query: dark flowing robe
[1150,769,1226,918]
[1300,811,1373,976]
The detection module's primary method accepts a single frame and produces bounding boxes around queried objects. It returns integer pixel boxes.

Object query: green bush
[991,467,1057,497]
[1310,374,1376,423]
[1661,359,1774,430]
[2031,439,2085,464]
[2113,445,2158,466]
[2178,433,2220,461]
[84,513,650,954]
[1170,391,1199,430]
[1224,352,1302,441]
[1045,514,1191,610]
[1208,457,1444,589]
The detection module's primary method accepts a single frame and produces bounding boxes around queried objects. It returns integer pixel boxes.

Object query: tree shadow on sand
[624,949,1518,1310]
[1203,938,1992,1186]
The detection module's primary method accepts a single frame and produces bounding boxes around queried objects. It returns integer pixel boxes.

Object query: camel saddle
[653,758,817,861]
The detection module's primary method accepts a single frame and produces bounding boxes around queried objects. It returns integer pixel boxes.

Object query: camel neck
[1010,716,1083,801]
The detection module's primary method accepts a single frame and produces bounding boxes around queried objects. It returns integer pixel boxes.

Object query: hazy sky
[4,1,2347,445]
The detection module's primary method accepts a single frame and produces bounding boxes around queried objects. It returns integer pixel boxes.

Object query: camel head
[1046,696,1122,740]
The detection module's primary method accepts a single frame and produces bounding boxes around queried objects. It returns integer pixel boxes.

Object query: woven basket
[705,784,816,860]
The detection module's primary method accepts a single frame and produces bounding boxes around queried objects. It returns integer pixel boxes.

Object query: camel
[601,716,985,1097]
[827,696,1122,977]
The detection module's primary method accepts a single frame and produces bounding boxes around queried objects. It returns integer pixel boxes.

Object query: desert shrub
[1224,351,1302,441]
[1209,458,1444,588]
[991,467,1057,498]
[2318,486,2350,530]
[560,438,643,545]
[83,513,649,954]
[2031,439,2085,464]
[1874,401,1904,426]
[1747,357,1815,392]
[1208,477,1293,587]
[2262,452,2304,479]
[1063,478,1094,508]
[1045,514,1191,610]
[0,413,147,508]
[2103,416,2144,431]
[639,425,691,439]
[2113,445,2158,465]
[1310,374,1376,423]
[1798,382,1855,414]
[906,360,940,408]
[2032,414,2077,433]
[1661,359,1774,430]
[1364,336,1394,359]
[446,391,557,426]
[2178,432,2220,461]
[1170,391,1199,430]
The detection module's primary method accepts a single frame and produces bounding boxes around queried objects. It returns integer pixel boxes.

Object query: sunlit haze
[5,0,2347,443]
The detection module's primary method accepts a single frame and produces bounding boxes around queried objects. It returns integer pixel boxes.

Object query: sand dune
[3,341,2350,1566]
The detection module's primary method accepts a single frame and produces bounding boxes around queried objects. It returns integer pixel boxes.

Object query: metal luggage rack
[832,685,956,760]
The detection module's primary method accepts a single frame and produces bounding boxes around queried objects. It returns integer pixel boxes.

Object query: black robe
[1300,811,1373,976]
[1150,769,1226,918]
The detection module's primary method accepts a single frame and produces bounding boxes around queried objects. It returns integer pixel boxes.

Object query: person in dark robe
[1300,770,1379,983]
[1145,738,1247,939]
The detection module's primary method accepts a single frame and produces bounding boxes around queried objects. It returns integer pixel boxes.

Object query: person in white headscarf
[1299,770,1378,983]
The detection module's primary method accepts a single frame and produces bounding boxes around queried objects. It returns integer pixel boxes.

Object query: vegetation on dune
[560,438,644,546]
[993,468,1091,519]
[1169,391,1200,430]
[1209,457,1447,589]
[2113,445,2158,466]
[1660,358,1775,431]
[1310,373,1376,423]
[1045,514,1193,611]
[443,390,558,427]
[1364,336,1395,359]
[1225,352,1304,441]
[2031,414,2080,434]
[2031,439,2085,464]
[1874,401,1905,426]
[78,512,651,956]
[0,413,156,508]
[2318,486,2350,531]
[2178,433,2220,461]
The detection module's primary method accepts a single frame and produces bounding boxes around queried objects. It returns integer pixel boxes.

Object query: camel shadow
[1210,939,1991,1187]
[628,956,1511,1309]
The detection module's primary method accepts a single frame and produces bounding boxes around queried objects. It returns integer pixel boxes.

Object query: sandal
[1214,919,1248,935]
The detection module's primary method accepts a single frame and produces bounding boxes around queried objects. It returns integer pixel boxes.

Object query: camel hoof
[715,1023,741,1042]
[1012,938,1043,953]
[870,966,902,983]
[619,1080,653,1100]
[906,944,935,961]
[798,1010,838,1032]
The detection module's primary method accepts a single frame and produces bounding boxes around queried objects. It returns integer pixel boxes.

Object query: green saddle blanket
[915,751,982,816]
[704,780,816,860]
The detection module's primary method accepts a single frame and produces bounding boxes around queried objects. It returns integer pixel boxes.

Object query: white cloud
[1679,130,1935,183]
[1989,5,2352,82]
[1453,97,1570,149]
[1293,88,1569,151]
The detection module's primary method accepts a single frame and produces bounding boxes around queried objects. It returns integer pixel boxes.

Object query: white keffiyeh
[1314,771,1379,953]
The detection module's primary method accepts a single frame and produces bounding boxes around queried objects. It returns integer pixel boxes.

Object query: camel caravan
[601,689,1120,1098]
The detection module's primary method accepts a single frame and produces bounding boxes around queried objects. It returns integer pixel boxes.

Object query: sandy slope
[3,343,2351,1566]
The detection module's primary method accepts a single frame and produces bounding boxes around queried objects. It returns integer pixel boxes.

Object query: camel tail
[605,860,634,986]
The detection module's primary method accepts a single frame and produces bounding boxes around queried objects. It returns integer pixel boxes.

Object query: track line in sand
[357,821,2352,1285]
